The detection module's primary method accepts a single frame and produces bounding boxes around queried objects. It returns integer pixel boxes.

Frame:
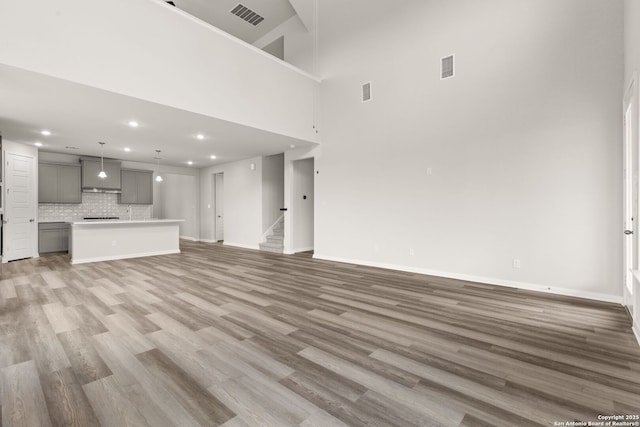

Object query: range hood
[80,157,122,193]
[82,188,122,194]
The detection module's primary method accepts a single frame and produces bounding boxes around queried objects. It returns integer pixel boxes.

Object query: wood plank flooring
[0,241,639,426]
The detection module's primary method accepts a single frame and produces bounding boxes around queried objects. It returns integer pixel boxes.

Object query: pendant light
[155,150,163,182]
[98,142,107,179]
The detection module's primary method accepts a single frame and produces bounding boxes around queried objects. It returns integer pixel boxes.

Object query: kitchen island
[67,219,184,264]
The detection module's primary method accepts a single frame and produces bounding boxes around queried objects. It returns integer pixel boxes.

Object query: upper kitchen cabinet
[119,169,153,205]
[81,158,121,190]
[38,162,82,203]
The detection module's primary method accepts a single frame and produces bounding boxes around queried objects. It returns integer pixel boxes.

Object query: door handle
[29,219,35,222]
[625,230,634,235]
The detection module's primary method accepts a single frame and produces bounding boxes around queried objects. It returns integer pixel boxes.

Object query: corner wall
[315,0,624,301]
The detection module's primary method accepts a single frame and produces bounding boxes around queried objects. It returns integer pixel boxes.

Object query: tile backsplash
[38,193,152,221]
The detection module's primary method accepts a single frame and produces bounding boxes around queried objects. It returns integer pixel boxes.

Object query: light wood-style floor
[0,241,639,426]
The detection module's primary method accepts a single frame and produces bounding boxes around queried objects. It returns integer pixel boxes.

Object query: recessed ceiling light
[187,161,193,165]
[34,142,43,147]
[197,134,205,140]
[41,130,51,136]
[128,120,139,128]
[289,144,296,149]
[124,147,131,152]
[210,155,217,160]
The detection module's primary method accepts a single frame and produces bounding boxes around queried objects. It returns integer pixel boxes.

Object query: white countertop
[67,219,184,225]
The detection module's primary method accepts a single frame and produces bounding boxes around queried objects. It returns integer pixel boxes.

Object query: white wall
[199,157,263,249]
[314,0,624,302]
[160,174,198,239]
[262,154,284,232]
[625,0,640,87]
[292,158,314,252]
[0,0,320,143]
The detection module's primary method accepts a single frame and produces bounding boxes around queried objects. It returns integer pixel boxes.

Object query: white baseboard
[71,249,180,265]
[312,253,623,304]
[179,236,199,242]
[633,323,640,348]
[223,242,260,251]
[198,239,219,244]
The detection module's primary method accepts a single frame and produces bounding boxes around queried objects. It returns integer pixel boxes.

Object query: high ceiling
[173,0,296,44]
[0,64,312,167]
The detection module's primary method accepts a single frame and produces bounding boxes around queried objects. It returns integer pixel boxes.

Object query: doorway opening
[291,158,314,253]
[213,173,224,242]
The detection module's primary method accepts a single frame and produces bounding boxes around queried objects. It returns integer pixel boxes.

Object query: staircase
[259,217,284,254]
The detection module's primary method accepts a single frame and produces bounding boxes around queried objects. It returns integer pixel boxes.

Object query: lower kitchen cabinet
[39,222,69,254]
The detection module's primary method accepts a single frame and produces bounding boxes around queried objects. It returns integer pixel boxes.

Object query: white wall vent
[441,54,455,79]
[362,82,372,102]
[230,4,265,26]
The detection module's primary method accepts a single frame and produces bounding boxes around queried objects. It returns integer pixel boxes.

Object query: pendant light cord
[98,141,107,179]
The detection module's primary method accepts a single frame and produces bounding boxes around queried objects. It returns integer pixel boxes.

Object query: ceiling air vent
[362,82,372,102]
[441,54,455,79]
[230,4,265,26]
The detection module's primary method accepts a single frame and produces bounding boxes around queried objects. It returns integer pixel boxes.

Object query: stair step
[262,247,283,254]
[259,242,283,254]
[267,235,284,244]
[261,218,284,254]
[260,241,283,249]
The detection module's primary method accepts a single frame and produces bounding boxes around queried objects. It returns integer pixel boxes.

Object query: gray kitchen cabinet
[119,169,153,204]
[39,222,69,254]
[136,170,153,204]
[82,158,121,190]
[38,162,82,203]
[119,169,137,204]
[38,163,59,203]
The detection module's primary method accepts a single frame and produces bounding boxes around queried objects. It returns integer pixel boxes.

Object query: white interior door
[4,152,35,261]
[215,173,224,242]
[624,77,640,304]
